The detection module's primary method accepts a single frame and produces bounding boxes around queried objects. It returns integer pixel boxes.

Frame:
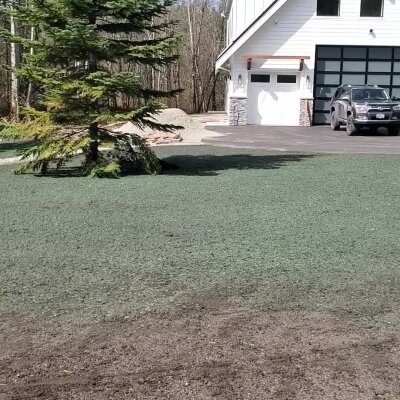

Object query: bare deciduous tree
[9,0,19,120]
[0,0,226,118]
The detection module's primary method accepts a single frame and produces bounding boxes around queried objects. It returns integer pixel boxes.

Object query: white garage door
[248,73,300,126]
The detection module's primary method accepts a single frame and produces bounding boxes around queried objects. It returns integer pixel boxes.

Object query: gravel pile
[114,108,212,145]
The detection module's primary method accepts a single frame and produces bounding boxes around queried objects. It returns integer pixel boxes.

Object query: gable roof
[216,0,289,70]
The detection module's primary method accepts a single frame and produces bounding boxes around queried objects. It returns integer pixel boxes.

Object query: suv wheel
[346,115,357,136]
[330,111,340,131]
[388,127,400,136]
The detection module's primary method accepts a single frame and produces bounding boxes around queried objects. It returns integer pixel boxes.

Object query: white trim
[224,0,233,15]
[216,0,289,71]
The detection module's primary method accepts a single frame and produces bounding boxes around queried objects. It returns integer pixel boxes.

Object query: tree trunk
[86,13,99,165]
[86,122,99,164]
[9,0,19,121]
[88,13,97,70]
[26,26,35,107]
[187,2,197,113]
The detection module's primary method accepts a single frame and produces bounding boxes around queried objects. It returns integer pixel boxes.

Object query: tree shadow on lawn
[159,153,315,176]
[33,167,84,178]
[21,153,314,178]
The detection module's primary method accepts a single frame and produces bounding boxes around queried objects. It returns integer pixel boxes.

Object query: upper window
[317,0,340,16]
[360,0,383,17]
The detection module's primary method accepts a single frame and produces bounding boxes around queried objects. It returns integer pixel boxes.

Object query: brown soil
[1,306,400,400]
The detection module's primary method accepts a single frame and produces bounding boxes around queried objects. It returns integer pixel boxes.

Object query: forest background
[0,0,226,120]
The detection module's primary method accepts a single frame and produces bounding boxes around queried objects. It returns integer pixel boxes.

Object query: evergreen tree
[1,0,181,177]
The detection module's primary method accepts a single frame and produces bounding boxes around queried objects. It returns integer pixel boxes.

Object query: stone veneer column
[229,97,248,126]
[299,98,314,127]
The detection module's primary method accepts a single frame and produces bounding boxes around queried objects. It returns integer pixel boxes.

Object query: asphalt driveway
[204,125,400,155]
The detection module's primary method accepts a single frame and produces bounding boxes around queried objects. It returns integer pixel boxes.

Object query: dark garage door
[314,45,400,124]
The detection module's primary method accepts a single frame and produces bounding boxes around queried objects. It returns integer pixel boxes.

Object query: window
[251,74,270,83]
[316,73,340,85]
[360,0,383,17]
[277,75,297,84]
[317,61,341,72]
[367,74,391,86]
[343,47,367,58]
[317,47,341,58]
[369,47,391,59]
[317,0,340,16]
[368,61,391,73]
[342,75,365,85]
[342,61,366,72]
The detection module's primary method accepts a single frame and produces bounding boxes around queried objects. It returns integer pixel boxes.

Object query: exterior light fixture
[305,75,312,90]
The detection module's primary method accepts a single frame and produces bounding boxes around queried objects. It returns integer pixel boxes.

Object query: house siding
[229,0,400,101]
[227,0,277,44]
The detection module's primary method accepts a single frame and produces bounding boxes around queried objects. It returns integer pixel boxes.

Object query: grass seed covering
[1,146,400,319]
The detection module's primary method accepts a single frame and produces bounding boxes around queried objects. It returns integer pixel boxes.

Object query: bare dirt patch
[2,307,400,400]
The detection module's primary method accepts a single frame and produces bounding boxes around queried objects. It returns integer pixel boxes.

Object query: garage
[248,72,300,126]
[314,45,400,124]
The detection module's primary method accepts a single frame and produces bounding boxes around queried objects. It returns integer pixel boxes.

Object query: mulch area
[2,306,400,400]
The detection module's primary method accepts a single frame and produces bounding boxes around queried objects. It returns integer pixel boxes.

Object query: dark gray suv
[330,85,400,136]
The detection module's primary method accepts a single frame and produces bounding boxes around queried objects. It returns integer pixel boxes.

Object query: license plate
[376,113,385,119]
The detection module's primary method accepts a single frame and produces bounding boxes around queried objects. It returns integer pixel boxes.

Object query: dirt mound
[115,108,206,145]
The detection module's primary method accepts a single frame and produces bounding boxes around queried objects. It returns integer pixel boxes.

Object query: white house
[217,0,400,126]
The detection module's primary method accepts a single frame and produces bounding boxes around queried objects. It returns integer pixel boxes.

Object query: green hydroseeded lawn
[1,146,400,319]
